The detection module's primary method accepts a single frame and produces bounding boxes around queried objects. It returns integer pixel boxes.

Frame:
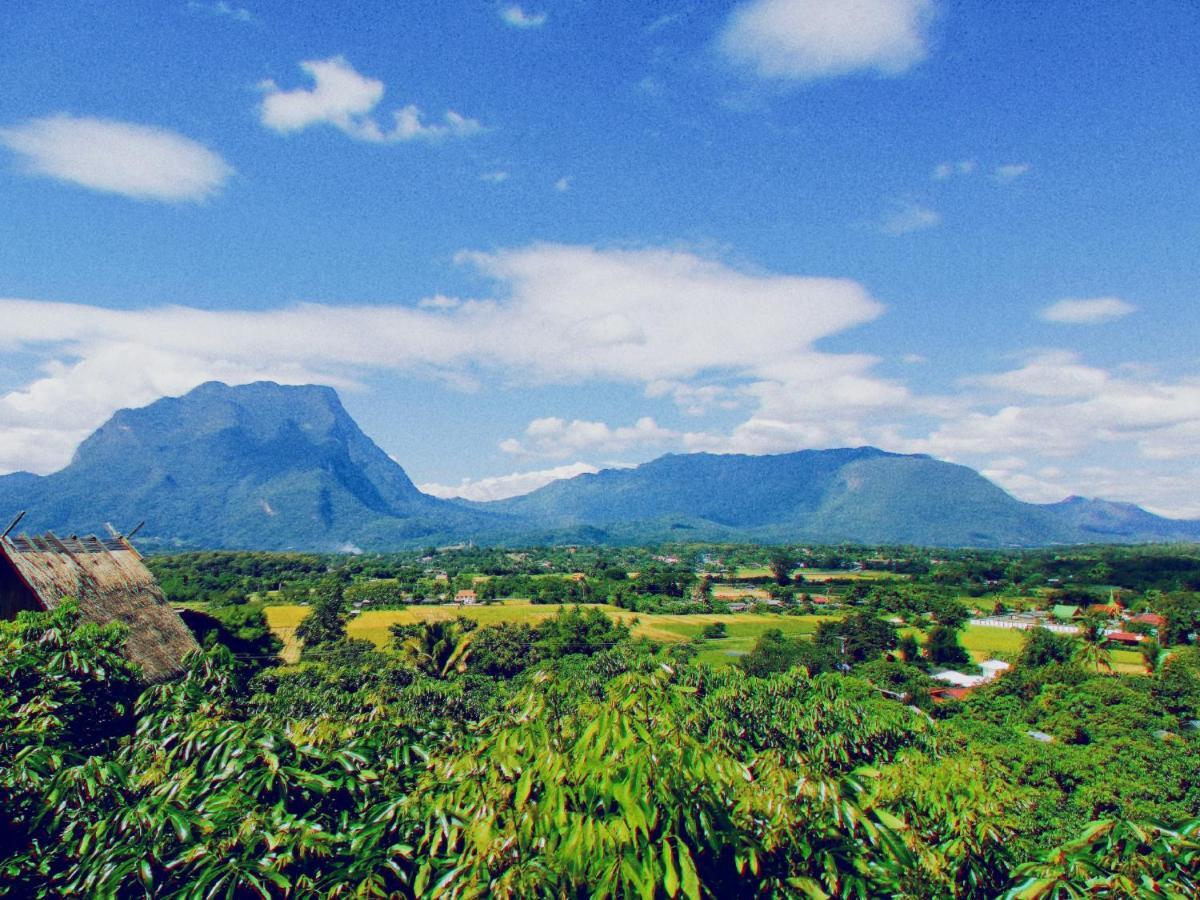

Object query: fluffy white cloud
[480,170,510,183]
[554,176,571,192]
[881,200,939,234]
[893,351,1200,515]
[0,115,232,202]
[259,57,483,142]
[501,417,675,458]
[983,351,1110,399]
[1039,297,1136,324]
[0,243,886,473]
[720,0,934,81]
[994,163,1031,182]
[420,462,597,501]
[499,5,547,29]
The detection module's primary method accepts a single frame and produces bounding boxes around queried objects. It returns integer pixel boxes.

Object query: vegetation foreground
[2,601,1198,897]
[4,542,1200,896]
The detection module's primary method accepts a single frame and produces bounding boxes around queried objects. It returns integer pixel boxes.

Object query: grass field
[731,567,897,582]
[264,603,1146,673]
[264,602,832,665]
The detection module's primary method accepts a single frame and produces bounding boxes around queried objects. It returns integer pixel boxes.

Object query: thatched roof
[0,531,199,682]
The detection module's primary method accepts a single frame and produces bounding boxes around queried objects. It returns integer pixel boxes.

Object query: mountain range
[1,381,1196,550]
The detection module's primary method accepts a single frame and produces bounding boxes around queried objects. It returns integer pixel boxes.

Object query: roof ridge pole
[2,511,25,538]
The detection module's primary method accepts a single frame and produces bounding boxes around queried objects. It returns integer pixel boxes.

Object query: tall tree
[768,549,796,586]
[1074,614,1114,674]
[295,583,349,656]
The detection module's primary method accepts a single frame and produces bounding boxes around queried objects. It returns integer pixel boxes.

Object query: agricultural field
[264,601,833,665]
[269,601,1139,671]
[731,566,899,581]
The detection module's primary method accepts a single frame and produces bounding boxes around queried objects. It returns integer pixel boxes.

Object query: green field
[265,603,1146,672]
[264,601,832,665]
[731,567,897,582]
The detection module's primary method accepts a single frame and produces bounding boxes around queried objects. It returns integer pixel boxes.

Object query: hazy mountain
[0,382,509,551]
[1042,495,1200,542]
[1,382,1196,550]
[480,449,1200,547]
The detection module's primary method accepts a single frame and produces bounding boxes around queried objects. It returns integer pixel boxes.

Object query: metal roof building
[0,526,199,682]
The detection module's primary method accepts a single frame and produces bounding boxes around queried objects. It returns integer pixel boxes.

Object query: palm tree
[399,620,472,678]
[1073,613,1113,674]
[1139,638,1164,675]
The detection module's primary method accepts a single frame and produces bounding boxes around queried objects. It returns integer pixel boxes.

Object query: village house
[930,659,1011,702]
[455,589,478,605]
[1130,612,1167,630]
[1051,604,1085,621]
[0,526,198,682]
[1105,630,1145,646]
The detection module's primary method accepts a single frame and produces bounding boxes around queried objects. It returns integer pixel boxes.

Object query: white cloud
[1039,297,1136,325]
[416,295,461,310]
[983,350,1110,399]
[0,243,886,474]
[188,1,253,23]
[646,380,743,416]
[420,462,597,501]
[0,115,232,202]
[901,353,927,364]
[932,159,976,179]
[554,176,572,192]
[501,416,675,458]
[259,57,483,142]
[881,200,940,235]
[719,0,934,81]
[499,4,547,29]
[894,351,1200,514]
[994,163,1031,182]
[481,170,510,183]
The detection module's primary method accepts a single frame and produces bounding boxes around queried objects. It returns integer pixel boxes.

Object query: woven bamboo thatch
[0,531,199,682]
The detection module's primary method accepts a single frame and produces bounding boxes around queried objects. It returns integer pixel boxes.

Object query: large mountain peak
[0,382,495,550]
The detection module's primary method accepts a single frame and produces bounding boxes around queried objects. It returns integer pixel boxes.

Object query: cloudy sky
[1,1,1198,515]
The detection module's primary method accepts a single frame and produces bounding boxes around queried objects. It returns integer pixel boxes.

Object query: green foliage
[815,612,899,664]
[738,628,836,677]
[769,548,796,585]
[177,600,281,682]
[466,621,538,678]
[294,582,349,654]
[1074,614,1114,674]
[927,624,972,667]
[1019,628,1076,669]
[897,633,922,664]
[0,602,141,892]
[700,620,727,640]
[344,578,410,607]
[533,604,632,659]
[4,556,1200,898]
[393,617,474,678]
[1003,819,1200,898]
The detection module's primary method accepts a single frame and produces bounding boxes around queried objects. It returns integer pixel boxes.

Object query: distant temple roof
[0,528,199,682]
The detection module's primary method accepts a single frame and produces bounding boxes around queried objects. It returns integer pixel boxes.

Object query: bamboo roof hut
[0,524,198,682]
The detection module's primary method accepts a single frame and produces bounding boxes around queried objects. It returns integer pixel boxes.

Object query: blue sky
[1,0,1198,515]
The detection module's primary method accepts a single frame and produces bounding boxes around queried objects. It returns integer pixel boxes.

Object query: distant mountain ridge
[481,448,1200,546]
[0,381,1196,550]
[0,382,508,551]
